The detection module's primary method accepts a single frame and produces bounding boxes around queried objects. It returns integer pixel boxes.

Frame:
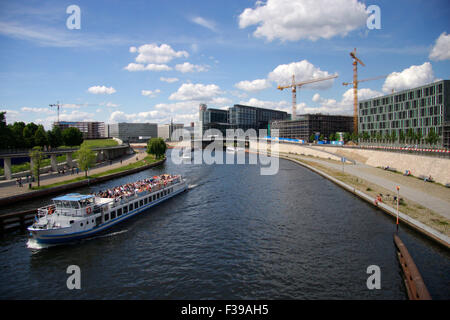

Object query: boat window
[153,195,156,201]
[139,200,143,207]
[134,202,138,209]
[80,223,83,227]
[157,193,160,199]
[129,204,133,211]
[70,220,74,224]
[117,208,122,216]
[104,214,109,222]
[86,221,89,225]
[144,198,148,205]
[123,206,128,214]
[111,211,116,219]
[70,201,79,209]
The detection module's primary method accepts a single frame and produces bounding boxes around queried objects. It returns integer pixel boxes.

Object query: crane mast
[277,74,338,121]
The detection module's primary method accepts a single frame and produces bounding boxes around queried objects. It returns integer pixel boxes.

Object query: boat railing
[103,176,183,208]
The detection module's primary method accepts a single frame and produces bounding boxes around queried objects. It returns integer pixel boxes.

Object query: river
[0,150,449,299]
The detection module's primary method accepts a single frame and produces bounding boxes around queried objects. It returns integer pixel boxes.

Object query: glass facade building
[199,104,288,136]
[270,114,354,141]
[359,80,450,148]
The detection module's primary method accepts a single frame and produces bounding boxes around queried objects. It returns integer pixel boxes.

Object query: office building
[107,123,158,143]
[359,80,450,148]
[270,114,353,141]
[54,121,105,139]
[158,122,184,141]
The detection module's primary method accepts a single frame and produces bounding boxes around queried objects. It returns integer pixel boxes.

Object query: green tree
[147,137,167,159]
[8,122,26,148]
[343,132,351,143]
[319,134,324,141]
[29,146,44,187]
[350,132,358,142]
[0,112,12,149]
[77,145,96,177]
[416,130,423,145]
[399,130,405,143]
[23,123,38,148]
[391,130,397,143]
[62,127,83,146]
[309,134,315,142]
[34,125,48,147]
[47,125,63,148]
[425,128,439,145]
[329,133,336,141]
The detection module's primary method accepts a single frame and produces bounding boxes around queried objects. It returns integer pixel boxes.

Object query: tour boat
[27,174,187,245]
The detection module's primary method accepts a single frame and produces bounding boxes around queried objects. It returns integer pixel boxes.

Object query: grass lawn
[81,139,119,148]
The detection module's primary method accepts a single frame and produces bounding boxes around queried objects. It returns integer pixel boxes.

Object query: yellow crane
[277,74,338,120]
[348,48,365,135]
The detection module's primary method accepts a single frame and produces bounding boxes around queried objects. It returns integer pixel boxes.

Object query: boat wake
[188,184,198,190]
[26,238,54,250]
[87,229,129,241]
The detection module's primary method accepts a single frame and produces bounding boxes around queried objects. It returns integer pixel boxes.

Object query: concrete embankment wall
[0,158,166,207]
[249,140,346,162]
[312,146,450,185]
[279,154,450,249]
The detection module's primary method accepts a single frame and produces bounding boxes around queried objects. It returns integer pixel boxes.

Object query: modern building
[359,80,450,148]
[270,114,354,141]
[54,121,105,139]
[198,104,233,136]
[198,103,289,137]
[158,122,184,141]
[107,123,158,143]
[229,104,288,133]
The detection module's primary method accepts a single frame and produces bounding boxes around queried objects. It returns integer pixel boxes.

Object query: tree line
[309,128,440,145]
[0,112,84,149]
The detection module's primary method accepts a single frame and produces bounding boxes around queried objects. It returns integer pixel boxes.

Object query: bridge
[0,144,132,180]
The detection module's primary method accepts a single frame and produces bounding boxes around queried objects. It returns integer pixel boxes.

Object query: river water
[0,151,449,299]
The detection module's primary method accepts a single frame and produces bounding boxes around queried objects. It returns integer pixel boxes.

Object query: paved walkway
[0,151,147,199]
[283,153,450,220]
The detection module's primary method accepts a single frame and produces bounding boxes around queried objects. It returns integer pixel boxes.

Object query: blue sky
[1,0,449,129]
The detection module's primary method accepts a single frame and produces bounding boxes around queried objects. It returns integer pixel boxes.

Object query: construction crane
[49,101,63,124]
[277,74,338,120]
[49,102,99,124]
[348,48,365,135]
[342,74,387,87]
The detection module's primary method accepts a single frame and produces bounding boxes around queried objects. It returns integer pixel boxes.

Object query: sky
[0,0,449,129]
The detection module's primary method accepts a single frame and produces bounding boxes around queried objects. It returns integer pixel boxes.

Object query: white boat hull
[28,180,187,245]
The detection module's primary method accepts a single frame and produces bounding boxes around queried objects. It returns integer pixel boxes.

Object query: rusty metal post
[394,234,432,300]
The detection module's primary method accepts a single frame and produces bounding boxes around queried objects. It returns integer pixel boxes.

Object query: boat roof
[52,193,95,201]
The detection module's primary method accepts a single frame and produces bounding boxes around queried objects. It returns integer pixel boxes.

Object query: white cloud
[382,62,435,93]
[239,98,290,113]
[235,78,271,92]
[309,88,383,115]
[175,62,209,73]
[429,32,450,61]
[191,16,217,32]
[21,107,55,114]
[169,83,222,101]
[268,60,337,89]
[141,89,161,97]
[160,77,179,83]
[88,85,116,95]
[124,63,172,72]
[238,0,368,42]
[130,43,189,64]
